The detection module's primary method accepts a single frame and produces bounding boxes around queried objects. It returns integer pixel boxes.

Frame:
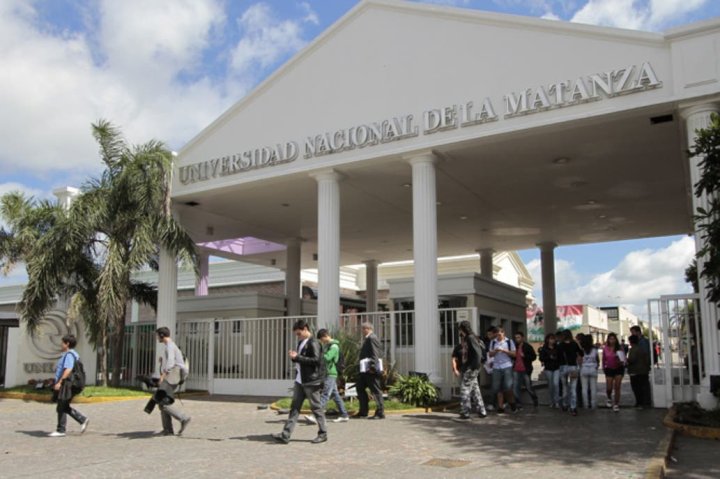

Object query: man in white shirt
[156,327,191,436]
[488,327,518,413]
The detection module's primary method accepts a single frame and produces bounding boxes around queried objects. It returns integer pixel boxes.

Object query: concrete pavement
[1,392,670,479]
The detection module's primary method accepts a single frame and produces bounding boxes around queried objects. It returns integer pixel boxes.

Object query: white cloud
[528,237,697,319]
[0,1,316,179]
[571,0,708,30]
[229,2,318,86]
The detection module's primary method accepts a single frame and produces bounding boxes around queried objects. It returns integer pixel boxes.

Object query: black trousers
[357,372,384,416]
[56,395,86,433]
[630,374,652,407]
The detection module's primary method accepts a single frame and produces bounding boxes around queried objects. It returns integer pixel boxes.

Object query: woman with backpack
[557,329,583,416]
[603,333,626,412]
[579,334,600,409]
[49,334,89,437]
[539,333,561,408]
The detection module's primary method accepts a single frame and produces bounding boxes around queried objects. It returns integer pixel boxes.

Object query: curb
[0,391,207,404]
[662,406,720,440]
[645,426,675,479]
[0,391,151,403]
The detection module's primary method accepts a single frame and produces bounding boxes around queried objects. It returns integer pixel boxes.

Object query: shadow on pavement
[112,430,162,439]
[398,408,665,470]
[16,430,51,437]
[232,434,281,443]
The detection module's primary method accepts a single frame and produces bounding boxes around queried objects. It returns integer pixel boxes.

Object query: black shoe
[368,414,385,420]
[570,408,578,416]
[510,404,518,413]
[157,430,174,436]
[311,435,328,444]
[532,398,539,408]
[272,433,289,444]
[497,407,505,414]
[478,410,487,419]
[353,414,368,419]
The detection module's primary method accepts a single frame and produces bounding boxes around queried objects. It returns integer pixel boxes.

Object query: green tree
[690,113,720,306]
[1,120,197,386]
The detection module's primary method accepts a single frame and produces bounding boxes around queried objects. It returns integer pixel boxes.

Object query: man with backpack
[305,329,349,424]
[512,331,539,409]
[156,327,191,436]
[488,327,518,414]
[49,334,89,437]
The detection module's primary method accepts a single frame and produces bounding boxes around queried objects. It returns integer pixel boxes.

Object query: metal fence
[117,307,477,396]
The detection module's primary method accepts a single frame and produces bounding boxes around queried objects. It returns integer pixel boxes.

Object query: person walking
[305,329,349,424]
[49,334,89,437]
[155,327,191,436]
[579,334,599,409]
[453,320,487,420]
[356,322,385,419]
[273,319,328,444]
[627,334,652,408]
[602,332,626,412]
[512,331,538,409]
[488,327,517,414]
[558,329,583,416]
[539,333,561,408]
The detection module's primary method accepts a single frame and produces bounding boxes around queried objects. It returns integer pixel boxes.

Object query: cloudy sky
[1,0,717,318]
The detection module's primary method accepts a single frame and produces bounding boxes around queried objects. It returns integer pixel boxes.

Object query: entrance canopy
[172,0,719,269]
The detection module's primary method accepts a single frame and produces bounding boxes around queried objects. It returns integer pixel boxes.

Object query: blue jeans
[491,366,513,397]
[545,369,561,406]
[512,370,537,405]
[320,376,348,417]
[560,365,579,409]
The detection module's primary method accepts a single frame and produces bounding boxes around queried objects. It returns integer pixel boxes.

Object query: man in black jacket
[273,319,327,444]
[356,322,385,419]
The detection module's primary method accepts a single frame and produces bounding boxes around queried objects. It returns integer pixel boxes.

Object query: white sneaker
[304,415,318,425]
[606,399,612,408]
[49,431,66,437]
[80,418,90,434]
[613,405,620,412]
[332,416,349,423]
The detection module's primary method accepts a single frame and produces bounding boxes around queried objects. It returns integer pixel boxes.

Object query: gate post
[208,319,215,394]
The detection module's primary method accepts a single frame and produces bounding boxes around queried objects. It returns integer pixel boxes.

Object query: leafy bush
[389,374,439,408]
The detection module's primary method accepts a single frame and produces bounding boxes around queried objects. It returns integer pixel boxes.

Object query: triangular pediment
[174,0,695,197]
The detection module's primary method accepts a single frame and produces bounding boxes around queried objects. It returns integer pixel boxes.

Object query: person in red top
[512,332,538,409]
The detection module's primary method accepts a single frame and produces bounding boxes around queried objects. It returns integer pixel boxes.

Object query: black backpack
[65,352,86,394]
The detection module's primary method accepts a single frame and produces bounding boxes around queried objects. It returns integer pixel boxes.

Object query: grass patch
[2,385,151,398]
[274,397,416,412]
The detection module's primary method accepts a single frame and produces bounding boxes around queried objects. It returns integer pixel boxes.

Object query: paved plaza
[1,390,671,479]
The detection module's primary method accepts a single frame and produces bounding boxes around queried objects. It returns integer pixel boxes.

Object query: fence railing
[117,307,478,395]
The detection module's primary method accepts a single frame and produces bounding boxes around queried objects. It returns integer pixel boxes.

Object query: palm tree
[3,120,197,386]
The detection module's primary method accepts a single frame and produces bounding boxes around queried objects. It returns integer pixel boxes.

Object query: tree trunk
[110,304,127,388]
[100,318,109,386]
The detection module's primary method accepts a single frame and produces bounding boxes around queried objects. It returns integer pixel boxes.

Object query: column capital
[404,150,438,166]
[362,259,380,267]
[310,168,344,183]
[537,241,557,251]
[678,102,720,120]
[285,237,304,246]
[476,247,495,255]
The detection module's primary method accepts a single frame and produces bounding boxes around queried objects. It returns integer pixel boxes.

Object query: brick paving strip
[0,394,675,479]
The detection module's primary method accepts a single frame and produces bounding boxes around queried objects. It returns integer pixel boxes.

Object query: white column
[156,246,178,373]
[409,153,440,382]
[681,103,720,408]
[313,170,342,331]
[285,238,302,316]
[364,260,379,312]
[478,248,494,279]
[194,250,209,296]
[539,242,558,334]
